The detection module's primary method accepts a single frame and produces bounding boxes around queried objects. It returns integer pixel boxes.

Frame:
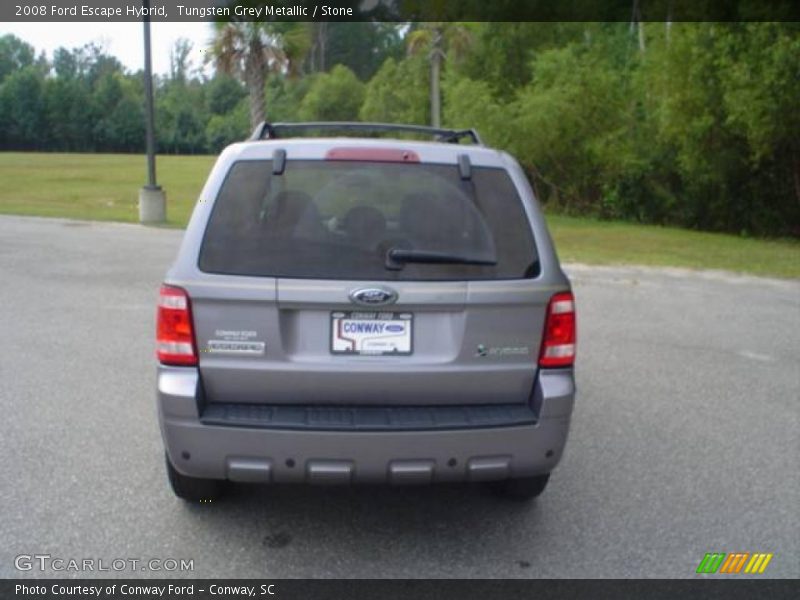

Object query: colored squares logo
[696,552,774,574]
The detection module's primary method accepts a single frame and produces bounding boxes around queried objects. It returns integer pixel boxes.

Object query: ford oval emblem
[349,287,398,307]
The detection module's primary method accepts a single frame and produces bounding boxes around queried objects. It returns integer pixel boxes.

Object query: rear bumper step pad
[200,402,537,431]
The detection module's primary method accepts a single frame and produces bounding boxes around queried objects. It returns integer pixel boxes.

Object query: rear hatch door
[192,150,546,406]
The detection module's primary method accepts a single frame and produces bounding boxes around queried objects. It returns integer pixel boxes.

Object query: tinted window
[199,160,538,281]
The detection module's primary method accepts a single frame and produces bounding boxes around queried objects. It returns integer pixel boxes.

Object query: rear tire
[165,454,223,502]
[490,473,550,500]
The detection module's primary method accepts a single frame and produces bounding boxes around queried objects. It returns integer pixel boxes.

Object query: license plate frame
[330,311,413,356]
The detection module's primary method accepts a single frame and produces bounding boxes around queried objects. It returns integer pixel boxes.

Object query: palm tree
[210,23,293,129]
[277,22,313,78]
[407,23,472,128]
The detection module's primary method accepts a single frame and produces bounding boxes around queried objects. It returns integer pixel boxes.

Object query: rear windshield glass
[199,160,538,281]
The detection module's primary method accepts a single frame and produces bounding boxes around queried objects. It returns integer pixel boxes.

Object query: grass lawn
[545,214,800,279]
[1,152,798,279]
[0,152,214,227]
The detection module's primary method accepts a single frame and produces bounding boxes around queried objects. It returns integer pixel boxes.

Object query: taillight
[538,292,576,368]
[156,285,197,366]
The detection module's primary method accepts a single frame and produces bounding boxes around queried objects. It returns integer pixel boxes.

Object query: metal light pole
[138,0,166,223]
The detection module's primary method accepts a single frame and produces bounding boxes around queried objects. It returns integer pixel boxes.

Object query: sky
[1,22,216,76]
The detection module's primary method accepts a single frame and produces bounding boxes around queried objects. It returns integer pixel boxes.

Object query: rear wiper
[385,248,497,270]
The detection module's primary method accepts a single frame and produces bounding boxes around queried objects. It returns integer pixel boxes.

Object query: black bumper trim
[200,402,537,432]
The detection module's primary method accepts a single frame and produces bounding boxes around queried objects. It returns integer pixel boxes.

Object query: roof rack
[249,121,483,146]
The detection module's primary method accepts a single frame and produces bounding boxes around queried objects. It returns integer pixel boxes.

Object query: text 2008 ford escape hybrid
[156,122,576,501]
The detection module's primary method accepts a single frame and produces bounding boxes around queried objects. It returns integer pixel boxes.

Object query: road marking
[738,350,775,362]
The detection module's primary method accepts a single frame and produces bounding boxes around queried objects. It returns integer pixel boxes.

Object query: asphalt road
[1,215,798,579]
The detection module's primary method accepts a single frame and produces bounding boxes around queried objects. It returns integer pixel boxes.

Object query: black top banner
[5,0,800,22]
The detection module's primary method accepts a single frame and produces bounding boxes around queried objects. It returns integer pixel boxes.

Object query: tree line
[0,22,797,237]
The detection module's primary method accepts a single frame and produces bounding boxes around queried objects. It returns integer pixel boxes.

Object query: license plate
[331,311,413,355]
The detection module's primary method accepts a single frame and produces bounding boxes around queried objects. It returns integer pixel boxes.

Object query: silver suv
[156,122,576,501]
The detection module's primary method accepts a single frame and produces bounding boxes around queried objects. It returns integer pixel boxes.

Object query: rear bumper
[156,366,575,484]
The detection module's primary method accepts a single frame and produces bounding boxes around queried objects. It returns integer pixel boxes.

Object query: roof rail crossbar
[249,121,483,145]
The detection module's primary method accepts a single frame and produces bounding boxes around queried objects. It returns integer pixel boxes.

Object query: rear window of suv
[199,159,539,281]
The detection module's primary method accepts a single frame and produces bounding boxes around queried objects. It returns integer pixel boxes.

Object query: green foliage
[207,75,246,115]
[360,56,428,125]
[634,23,800,234]
[298,65,364,121]
[100,77,145,153]
[157,78,207,154]
[43,77,93,151]
[446,22,799,236]
[265,76,312,122]
[206,99,249,152]
[0,66,45,149]
[718,23,800,161]
[0,23,797,237]
[506,38,635,214]
[442,73,510,147]
[0,34,35,83]
[459,23,586,95]
[323,23,404,80]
